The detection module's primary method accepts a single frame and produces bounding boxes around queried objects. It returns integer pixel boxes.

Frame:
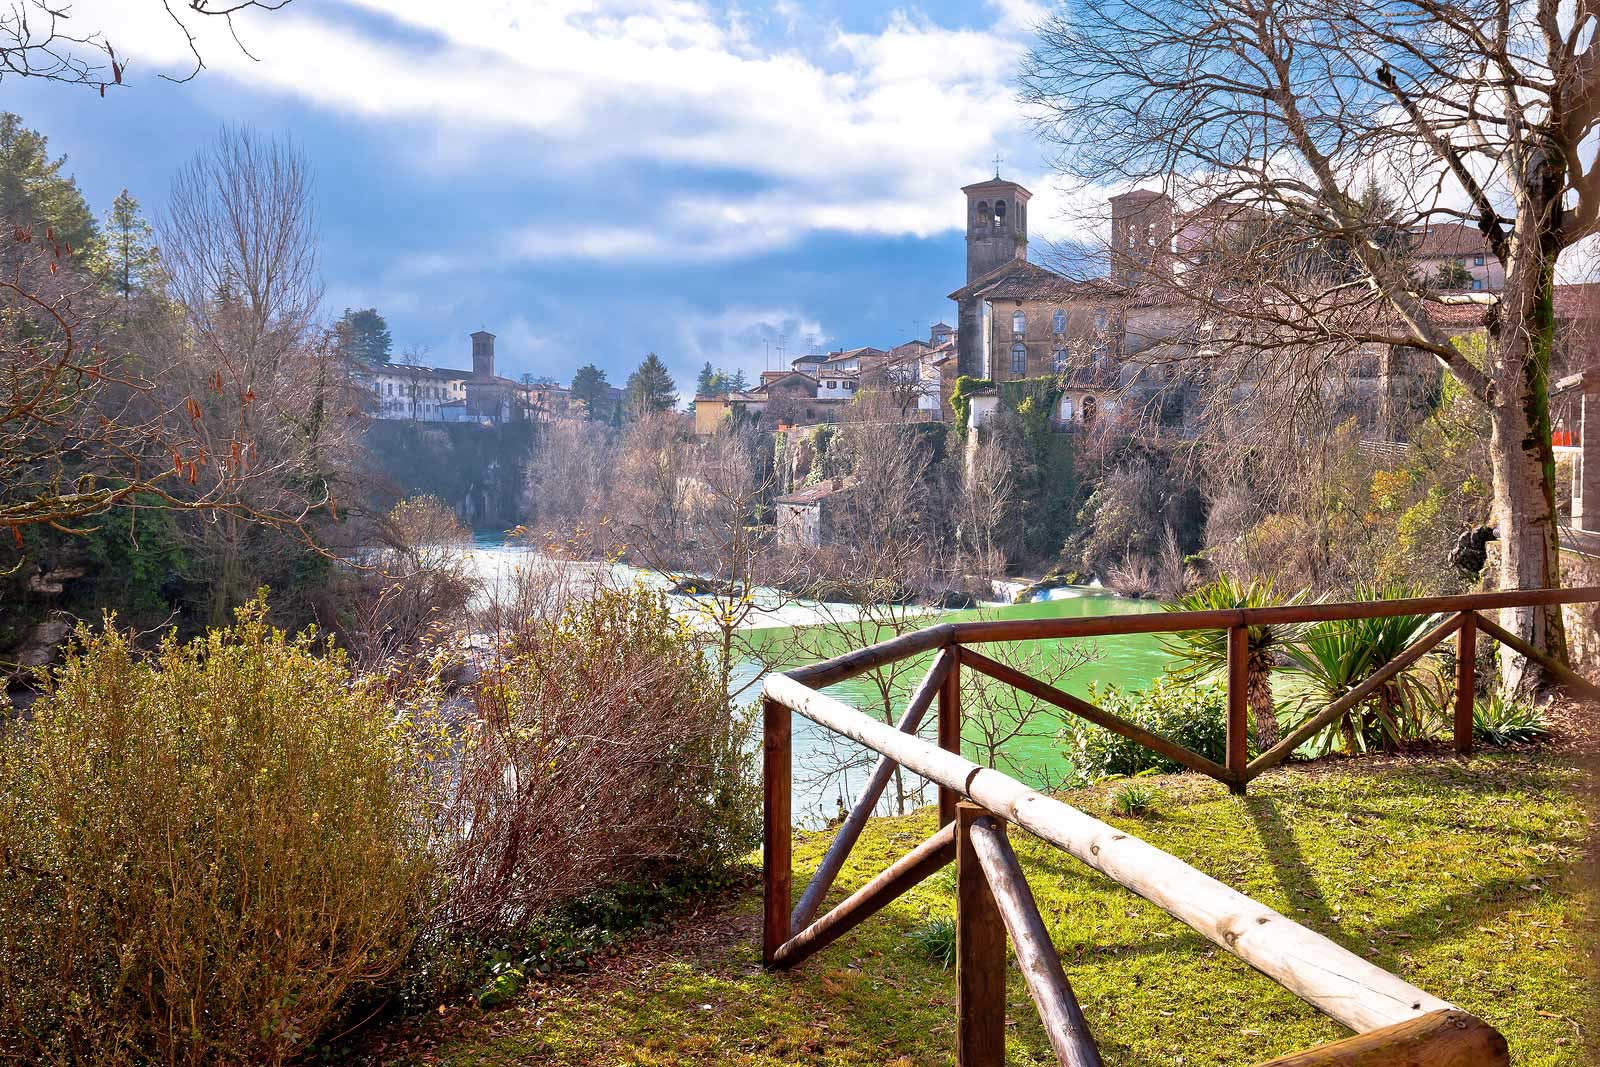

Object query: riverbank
[368,746,1597,1066]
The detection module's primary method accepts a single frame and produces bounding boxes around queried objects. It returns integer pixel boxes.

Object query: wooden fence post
[1226,625,1249,794]
[1455,612,1477,756]
[956,803,1005,1067]
[763,696,791,967]
[939,646,963,825]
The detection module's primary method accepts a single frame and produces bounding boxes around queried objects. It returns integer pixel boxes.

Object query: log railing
[761,586,1600,1066]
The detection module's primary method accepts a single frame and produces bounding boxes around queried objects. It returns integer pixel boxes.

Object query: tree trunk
[1247,665,1279,748]
[1488,233,1569,693]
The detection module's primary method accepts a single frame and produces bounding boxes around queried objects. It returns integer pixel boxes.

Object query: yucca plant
[1279,584,1443,755]
[1472,692,1550,746]
[1162,576,1305,748]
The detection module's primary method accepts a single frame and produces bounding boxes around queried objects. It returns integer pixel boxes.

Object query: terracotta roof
[949,258,1114,302]
[775,478,854,505]
[1412,222,1489,258]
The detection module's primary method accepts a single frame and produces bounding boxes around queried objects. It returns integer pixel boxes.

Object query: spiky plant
[1280,584,1442,755]
[1161,576,1305,749]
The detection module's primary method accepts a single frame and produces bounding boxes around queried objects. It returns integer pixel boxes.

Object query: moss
[407,752,1596,1067]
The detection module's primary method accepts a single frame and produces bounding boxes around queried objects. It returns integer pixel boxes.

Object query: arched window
[1052,308,1067,333]
[976,200,989,226]
[1052,348,1068,372]
[1011,310,1026,336]
[994,199,1008,222]
[1082,395,1098,425]
[1093,308,1109,332]
[1010,343,1027,375]
[1060,396,1075,422]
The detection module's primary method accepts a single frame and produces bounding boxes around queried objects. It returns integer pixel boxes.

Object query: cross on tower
[992,153,1004,179]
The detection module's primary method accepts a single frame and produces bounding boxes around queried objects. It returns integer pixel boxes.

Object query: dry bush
[442,581,756,935]
[340,495,476,670]
[0,602,437,1066]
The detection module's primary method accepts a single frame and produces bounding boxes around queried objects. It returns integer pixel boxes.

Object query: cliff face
[362,420,536,530]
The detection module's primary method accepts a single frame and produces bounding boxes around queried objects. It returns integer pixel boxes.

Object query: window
[1082,395,1097,425]
[976,200,989,225]
[845,379,855,391]
[1052,348,1068,372]
[827,380,836,390]
[1010,343,1027,375]
[1052,308,1067,333]
[994,199,1007,222]
[1094,309,1109,332]
[1473,253,1485,266]
[1472,278,1483,291]
[1012,310,1026,336]
[1060,396,1075,422]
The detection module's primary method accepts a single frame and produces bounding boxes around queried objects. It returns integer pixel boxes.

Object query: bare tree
[0,1,291,92]
[956,428,1017,583]
[158,125,348,621]
[1021,0,1600,686]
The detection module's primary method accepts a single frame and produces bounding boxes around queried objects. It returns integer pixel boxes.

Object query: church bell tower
[963,176,1031,283]
[953,174,1032,378]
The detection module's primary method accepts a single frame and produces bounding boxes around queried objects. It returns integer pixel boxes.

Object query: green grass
[386,751,1596,1066]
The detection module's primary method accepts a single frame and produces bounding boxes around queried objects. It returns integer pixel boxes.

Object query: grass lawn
[382,749,1596,1066]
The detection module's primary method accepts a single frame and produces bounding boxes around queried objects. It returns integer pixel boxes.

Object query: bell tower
[471,329,495,378]
[963,176,1031,283]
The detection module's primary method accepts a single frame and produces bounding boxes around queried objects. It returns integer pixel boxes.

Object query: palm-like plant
[1279,584,1442,756]
[1161,576,1305,749]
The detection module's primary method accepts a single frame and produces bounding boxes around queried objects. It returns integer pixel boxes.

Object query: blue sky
[14,0,1111,394]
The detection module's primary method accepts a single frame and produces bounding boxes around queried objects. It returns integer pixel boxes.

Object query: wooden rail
[759,585,1600,1065]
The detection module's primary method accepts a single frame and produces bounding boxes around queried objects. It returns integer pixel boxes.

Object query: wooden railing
[760,586,1600,1066]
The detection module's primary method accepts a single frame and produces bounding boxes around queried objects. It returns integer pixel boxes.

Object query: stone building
[947,174,1127,430]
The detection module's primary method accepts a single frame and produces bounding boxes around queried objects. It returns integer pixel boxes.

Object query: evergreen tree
[334,308,393,364]
[0,113,97,251]
[696,361,718,396]
[727,368,749,392]
[570,363,610,418]
[623,353,677,417]
[99,189,159,309]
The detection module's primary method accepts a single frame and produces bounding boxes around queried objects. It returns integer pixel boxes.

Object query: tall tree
[696,361,718,396]
[0,112,96,250]
[569,363,610,419]
[624,352,676,418]
[98,189,159,311]
[334,307,393,364]
[1021,0,1600,687]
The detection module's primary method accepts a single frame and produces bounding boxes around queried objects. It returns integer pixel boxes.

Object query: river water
[459,535,1174,823]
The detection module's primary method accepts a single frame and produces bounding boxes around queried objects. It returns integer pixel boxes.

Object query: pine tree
[623,353,677,418]
[696,361,717,396]
[0,113,97,251]
[727,368,749,392]
[570,363,610,419]
[100,189,159,311]
[333,308,393,364]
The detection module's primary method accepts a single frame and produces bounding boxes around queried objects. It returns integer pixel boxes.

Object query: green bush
[1472,692,1550,746]
[0,601,437,1066]
[1110,781,1159,817]
[1070,678,1232,781]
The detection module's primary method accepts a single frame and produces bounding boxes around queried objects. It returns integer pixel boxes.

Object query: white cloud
[67,0,1078,259]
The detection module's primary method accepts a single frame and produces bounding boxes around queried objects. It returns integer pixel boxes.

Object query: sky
[9,0,1114,395]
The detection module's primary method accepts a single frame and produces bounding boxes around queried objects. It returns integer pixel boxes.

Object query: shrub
[906,917,957,969]
[1472,693,1550,746]
[441,582,757,937]
[1280,587,1445,756]
[0,601,437,1066]
[1110,781,1158,817]
[1070,678,1231,781]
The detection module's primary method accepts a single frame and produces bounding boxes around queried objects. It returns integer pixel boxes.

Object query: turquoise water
[736,592,1175,823]
[457,536,1177,823]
